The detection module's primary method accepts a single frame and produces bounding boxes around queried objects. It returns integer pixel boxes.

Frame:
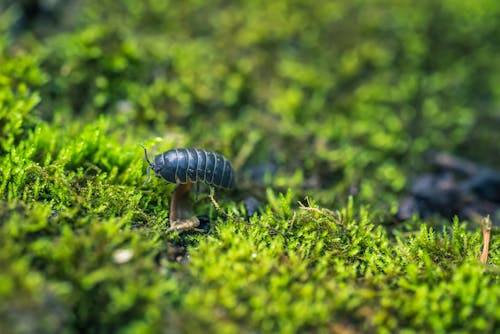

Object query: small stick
[480,215,492,264]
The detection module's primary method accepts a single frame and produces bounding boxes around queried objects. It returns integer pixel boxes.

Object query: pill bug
[141,146,235,189]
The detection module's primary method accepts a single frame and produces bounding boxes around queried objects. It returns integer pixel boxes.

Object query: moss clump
[1,0,499,333]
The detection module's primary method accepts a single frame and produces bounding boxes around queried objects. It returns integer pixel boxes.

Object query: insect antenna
[140,144,153,184]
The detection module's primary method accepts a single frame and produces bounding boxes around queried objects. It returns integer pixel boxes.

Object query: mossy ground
[1,1,499,333]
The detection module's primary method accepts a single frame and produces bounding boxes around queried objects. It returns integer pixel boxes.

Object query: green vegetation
[1,0,499,332]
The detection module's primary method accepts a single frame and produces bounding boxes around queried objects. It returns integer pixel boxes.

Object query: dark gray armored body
[143,147,234,189]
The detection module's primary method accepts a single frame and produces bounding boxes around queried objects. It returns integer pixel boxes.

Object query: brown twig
[480,215,492,264]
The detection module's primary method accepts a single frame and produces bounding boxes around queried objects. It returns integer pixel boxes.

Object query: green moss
[1,1,499,333]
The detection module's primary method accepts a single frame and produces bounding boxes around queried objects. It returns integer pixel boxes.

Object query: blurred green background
[4,0,500,208]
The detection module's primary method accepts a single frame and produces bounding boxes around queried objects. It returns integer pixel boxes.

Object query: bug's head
[140,145,157,183]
